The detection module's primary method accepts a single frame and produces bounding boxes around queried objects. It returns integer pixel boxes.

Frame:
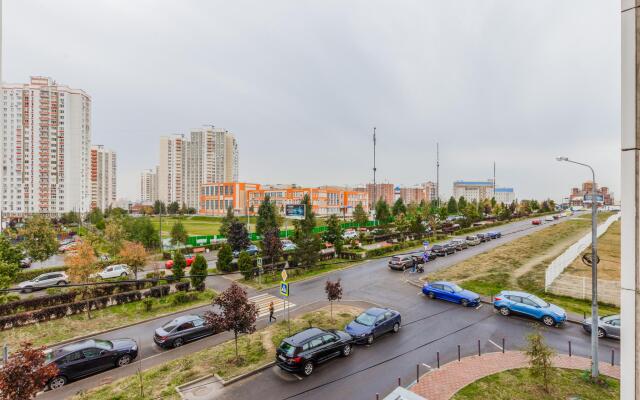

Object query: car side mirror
[100,350,107,355]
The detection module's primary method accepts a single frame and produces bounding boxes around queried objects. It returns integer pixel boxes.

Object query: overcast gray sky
[4,0,621,202]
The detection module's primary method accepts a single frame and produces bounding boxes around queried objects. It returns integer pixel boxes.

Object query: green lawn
[0,290,216,349]
[72,305,360,400]
[452,367,619,400]
[150,215,302,237]
[427,212,619,316]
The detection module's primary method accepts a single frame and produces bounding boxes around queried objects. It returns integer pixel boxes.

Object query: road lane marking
[422,363,432,369]
[294,374,303,380]
[249,294,296,318]
[475,304,483,310]
[488,339,503,351]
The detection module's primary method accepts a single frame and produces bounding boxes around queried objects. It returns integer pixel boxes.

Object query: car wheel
[542,316,556,327]
[172,338,184,348]
[57,281,67,286]
[427,292,435,299]
[116,354,132,367]
[303,361,314,376]
[499,306,510,316]
[24,286,33,293]
[392,322,400,333]
[121,272,127,277]
[597,327,606,338]
[366,335,374,345]
[48,375,67,390]
[460,299,469,307]
[341,344,352,357]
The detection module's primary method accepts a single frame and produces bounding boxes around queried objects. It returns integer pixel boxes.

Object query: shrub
[195,282,206,292]
[217,244,233,272]
[175,281,190,292]
[149,285,170,298]
[170,291,197,306]
[142,298,153,312]
[237,251,254,280]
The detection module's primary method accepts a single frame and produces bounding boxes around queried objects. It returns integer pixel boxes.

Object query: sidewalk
[410,351,620,400]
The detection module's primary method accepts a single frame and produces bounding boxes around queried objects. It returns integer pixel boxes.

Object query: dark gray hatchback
[154,314,217,348]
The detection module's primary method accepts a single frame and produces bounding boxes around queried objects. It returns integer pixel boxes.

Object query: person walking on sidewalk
[269,301,276,323]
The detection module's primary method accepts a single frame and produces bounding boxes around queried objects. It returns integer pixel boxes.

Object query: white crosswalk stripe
[249,293,296,318]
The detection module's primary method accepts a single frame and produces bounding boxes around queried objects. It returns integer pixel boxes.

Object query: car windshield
[94,340,113,350]
[529,295,549,308]
[450,284,463,293]
[162,320,180,332]
[354,312,377,326]
[279,341,297,357]
[391,256,401,262]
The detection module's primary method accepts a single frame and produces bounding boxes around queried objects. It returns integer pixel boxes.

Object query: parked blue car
[233,244,259,258]
[486,231,502,239]
[493,290,566,326]
[422,281,480,307]
[344,307,401,345]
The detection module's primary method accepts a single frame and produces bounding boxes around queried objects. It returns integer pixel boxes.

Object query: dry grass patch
[564,220,620,280]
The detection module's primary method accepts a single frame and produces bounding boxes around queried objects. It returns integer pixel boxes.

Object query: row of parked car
[388,231,502,271]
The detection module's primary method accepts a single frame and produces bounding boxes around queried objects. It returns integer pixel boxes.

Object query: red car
[165,254,195,269]
[531,219,541,225]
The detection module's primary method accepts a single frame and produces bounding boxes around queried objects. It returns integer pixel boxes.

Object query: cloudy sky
[4,0,621,202]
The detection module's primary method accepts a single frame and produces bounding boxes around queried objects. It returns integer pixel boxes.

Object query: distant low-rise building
[453,179,515,203]
[567,181,614,208]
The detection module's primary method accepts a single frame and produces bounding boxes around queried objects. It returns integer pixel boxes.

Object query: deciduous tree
[392,198,406,217]
[457,196,468,211]
[219,206,238,238]
[293,195,322,268]
[525,329,556,393]
[104,219,126,256]
[237,251,254,280]
[0,342,58,400]
[153,200,166,215]
[167,201,180,215]
[118,241,146,279]
[66,241,98,318]
[0,235,23,267]
[325,279,343,322]
[227,221,250,252]
[170,220,188,246]
[374,200,391,224]
[352,203,369,227]
[322,215,343,253]
[20,215,58,262]
[261,227,282,266]
[203,283,258,361]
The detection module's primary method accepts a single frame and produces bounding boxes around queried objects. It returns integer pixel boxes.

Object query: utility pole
[493,161,496,200]
[373,127,377,213]
[436,142,440,207]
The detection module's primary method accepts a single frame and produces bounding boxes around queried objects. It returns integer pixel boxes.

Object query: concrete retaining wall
[549,274,620,306]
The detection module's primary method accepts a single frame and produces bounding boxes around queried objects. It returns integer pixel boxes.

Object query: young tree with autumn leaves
[325,279,343,322]
[0,342,58,399]
[203,283,258,361]
[118,241,147,279]
[65,241,98,318]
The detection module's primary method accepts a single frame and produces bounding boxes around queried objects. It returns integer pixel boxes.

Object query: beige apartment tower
[90,145,116,210]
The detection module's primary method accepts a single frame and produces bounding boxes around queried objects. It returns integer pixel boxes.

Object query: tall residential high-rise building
[157,126,238,209]
[423,181,437,203]
[140,167,158,205]
[0,76,91,216]
[365,183,394,206]
[453,179,515,204]
[90,145,116,210]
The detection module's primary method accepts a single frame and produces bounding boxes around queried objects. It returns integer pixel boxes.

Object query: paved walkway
[410,351,620,400]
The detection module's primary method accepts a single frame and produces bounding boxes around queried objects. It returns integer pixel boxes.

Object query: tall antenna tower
[373,127,377,208]
[436,142,440,207]
[493,161,496,199]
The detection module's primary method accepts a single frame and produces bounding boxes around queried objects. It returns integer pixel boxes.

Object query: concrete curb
[216,361,276,386]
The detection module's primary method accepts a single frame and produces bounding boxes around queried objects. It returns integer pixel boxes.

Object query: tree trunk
[234,331,238,360]
[330,301,333,322]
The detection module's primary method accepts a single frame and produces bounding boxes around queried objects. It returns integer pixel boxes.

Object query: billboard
[285,204,306,218]
[583,194,604,204]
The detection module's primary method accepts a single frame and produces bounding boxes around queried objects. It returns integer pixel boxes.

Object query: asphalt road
[39,213,616,400]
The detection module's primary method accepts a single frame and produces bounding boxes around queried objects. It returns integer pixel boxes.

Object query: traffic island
[409,351,619,400]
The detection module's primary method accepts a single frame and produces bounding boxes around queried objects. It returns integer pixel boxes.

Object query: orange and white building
[198,183,369,217]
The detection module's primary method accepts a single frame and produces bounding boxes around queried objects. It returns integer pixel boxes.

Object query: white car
[93,264,131,279]
[342,230,358,239]
[17,272,68,293]
[545,216,554,222]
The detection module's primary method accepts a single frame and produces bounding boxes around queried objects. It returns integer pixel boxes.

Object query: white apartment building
[140,167,158,204]
[157,126,238,209]
[90,145,116,210]
[1,76,91,216]
[453,179,515,204]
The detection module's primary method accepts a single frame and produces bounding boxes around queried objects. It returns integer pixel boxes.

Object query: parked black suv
[276,327,353,376]
[431,243,456,256]
[45,338,138,390]
[154,314,217,348]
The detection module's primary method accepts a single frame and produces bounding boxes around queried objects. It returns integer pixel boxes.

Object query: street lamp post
[556,156,599,379]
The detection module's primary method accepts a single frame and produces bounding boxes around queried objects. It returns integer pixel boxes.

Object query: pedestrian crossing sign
[280,282,289,297]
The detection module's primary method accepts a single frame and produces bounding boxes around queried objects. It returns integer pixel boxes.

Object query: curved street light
[556,156,599,379]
